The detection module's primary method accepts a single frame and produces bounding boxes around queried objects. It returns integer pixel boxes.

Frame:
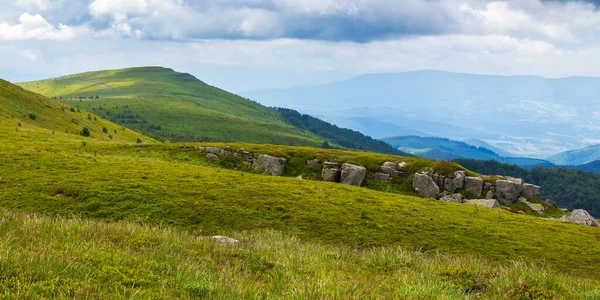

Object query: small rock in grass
[210,236,239,245]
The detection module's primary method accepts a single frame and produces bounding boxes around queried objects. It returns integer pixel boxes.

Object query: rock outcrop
[381,162,398,175]
[464,177,484,198]
[560,209,599,227]
[322,162,341,182]
[206,153,219,160]
[521,183,541,199]
[495,180,523,204]
[464,199,500,209]
[256,154,286,176]
[444,171,465,193]
[372,172,392,183]
[526,203,544,213]
[413,173,440,199]
[440,193,463,203]
[341,163,367,186]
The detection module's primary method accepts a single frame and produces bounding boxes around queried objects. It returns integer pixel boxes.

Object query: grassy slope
[0,79,148,144]
[1,136,600,281]
[18,67,323,146]
[3,77,600,297]
[0,210,598,299]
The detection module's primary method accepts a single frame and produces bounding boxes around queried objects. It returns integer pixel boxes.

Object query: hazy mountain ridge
[245,70,600,158]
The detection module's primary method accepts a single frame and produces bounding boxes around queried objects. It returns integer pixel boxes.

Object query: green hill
[3,76,600,298]
[18,67,403,156]
[19,66,322,146]
[0,78,148,144]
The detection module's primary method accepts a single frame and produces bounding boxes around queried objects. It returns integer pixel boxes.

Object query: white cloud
[0,13,75,41]
[16,0,53,10]
[89,0,148,19]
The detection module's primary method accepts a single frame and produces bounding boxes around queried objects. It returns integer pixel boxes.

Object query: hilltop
[18,67,402,155]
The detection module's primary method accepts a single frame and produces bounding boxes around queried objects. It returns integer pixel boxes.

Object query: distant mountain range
[244,70,600,158]
[547,144,600,166]
[382,136,550,167]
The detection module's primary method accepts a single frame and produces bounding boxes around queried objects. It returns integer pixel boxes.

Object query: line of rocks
[412,170,598,227]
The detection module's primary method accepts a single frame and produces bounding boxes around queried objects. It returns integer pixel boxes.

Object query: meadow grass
[0,210,598,299]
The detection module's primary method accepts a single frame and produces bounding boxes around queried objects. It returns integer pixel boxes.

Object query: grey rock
[257,154,287,176]
[206,147,222,154]
[440,193,463,203]
[322,162,341,182]
[517,210,526,215]
[210,236,239,245]
[507,177,524,185]
[485,190,495,199]
[464,177,484,198]
[198,146,206,152]
[307,159,320,167]
[412,173,440,199]
[521,183,541,199]
[398,162,408,169]
[526,203,545,213]
[296,175,303,180]
[545,199,558,208]
[518,197,528,203]
[464,199,500,209]
[495,180,523,204]
[373,172,392,183]
[561,209,599,227]
[560,208,569,212]
[220,149,231,156]
[341,163,367,186]
[233,152,242,159]
[444,171,465,192]
[381,161,398,175]
[206,153,219,160]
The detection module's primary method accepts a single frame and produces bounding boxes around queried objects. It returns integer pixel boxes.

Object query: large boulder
[495,180,523,204]
[444,171,465,192]
[372,172,392,183]
[526,203,544,213]
[256,154,286,176]
[206,153,219,160]
[507,177,524,184]
[521,183,541,199]
[440,193,463,203]
[340,163,367,186]
[206,147,222,154]
[464,177,484,198]
[381,162,398,175]
[560,209,599,227]
[322,162,341,182]
[413,173,440,199]
[464,199,500,209]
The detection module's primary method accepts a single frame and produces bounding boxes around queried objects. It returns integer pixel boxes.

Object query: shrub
[28,113,37,121]
[80,127,90,137]
[102,127,108,133]
[136,138,142,144]
[70,107,75,112]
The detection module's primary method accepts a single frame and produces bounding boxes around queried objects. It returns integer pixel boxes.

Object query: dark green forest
[276,108,405,155]
[455,159,600,217]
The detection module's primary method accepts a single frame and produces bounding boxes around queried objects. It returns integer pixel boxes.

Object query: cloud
[0,13,75,41]
[16,0,53,11]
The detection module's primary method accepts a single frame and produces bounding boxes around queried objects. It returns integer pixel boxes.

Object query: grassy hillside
[0,79,148,144]
[19,67,323,146]
[0,210,597,299]
[383,136,550,167]
[3,76,600,296]
[2,135,600,280]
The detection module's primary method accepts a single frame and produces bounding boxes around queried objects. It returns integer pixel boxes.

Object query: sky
[2,0,600,92]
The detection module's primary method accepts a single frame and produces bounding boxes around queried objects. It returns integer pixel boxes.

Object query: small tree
[28,113,37,121]
[102,127,108,133]
[321,141,330,148]
[136,138,143,144]
[80,127,90,137]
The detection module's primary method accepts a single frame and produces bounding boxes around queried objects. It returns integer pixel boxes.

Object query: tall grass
[0,210,597,299]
